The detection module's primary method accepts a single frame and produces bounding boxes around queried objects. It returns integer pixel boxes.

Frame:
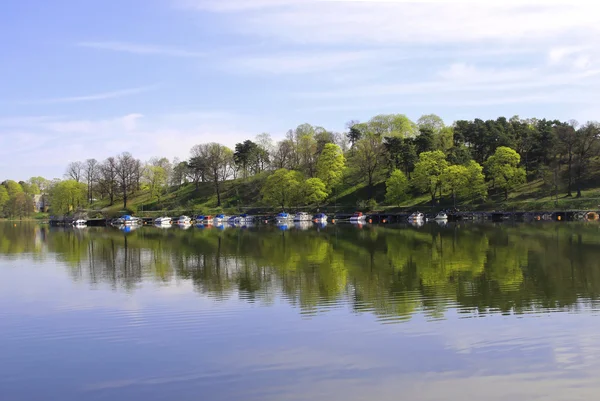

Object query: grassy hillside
[90,169,600,217]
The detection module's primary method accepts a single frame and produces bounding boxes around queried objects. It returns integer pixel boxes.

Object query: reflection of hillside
[5,222,600,321]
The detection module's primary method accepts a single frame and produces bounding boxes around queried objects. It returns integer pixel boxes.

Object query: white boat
[350,212,367,222]
[408,212,424,221]
[313,213,328,223]
[177,215,192,225]
[293,212,312,222]
[114,215,142,226]
[230,214,255,224]
[154,217,172,225]
[276,212,292,224]
[73,219,87,226]
[434,212,448,221]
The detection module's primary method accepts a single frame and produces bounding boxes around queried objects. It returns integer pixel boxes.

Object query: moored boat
[113,215,142,226]
[408,212,424,221]
[434,212,448,221]
[350,212,367,222]
[313,213,328,223]
[154,217,172,225]
[73,219,87,227]
[177,215,192,225]
[276,212,292,224]
[293,212,312,222]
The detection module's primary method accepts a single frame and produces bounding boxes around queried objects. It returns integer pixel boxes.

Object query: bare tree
[204,143,234,206]
[116,152,138,209]
[99,157,118,206]
[65,161,84,183]
[84,159,99,203]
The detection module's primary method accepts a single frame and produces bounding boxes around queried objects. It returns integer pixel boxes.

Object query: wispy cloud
[77,41,205,57]
[18,86,158,105]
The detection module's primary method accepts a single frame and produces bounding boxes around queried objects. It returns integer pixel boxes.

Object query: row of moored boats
[72,211,448,228]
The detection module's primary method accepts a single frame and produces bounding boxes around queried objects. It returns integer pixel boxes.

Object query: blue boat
[313,213,328,223]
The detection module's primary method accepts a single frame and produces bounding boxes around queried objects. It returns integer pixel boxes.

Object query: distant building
[33,194,50,212]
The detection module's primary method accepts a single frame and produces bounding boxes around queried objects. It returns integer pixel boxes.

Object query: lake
[2,221,600,401]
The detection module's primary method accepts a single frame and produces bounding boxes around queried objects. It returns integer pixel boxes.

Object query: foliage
[301,178,328,206]
[49,180,87,215]
[316,143,346,193]
[440,165,469,206]
[261,169,302,209]
[385,170,409,205]
[465,160,488,201]
[485,147,526,200]
[411,151,449,204]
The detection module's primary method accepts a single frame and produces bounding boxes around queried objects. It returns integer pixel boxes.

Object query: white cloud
[0,111,258,179]
[184,1,600,46]
[77,41,205,57]
[18,86,158,104]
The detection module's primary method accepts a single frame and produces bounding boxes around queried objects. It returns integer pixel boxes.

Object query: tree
[465,160,487,202]
[316,143,346,193]
[116,152,138,209]
[411,151,449,205]
[28,177,50,194]
[261,169,302,209]
[204,143,234,207]
[554,123,577,196]
[302,178,328,206]
[99,157,118,206]
[441,165,469,207]
[385,169,409,206]
[415,128,435,154]
[5,192,34,219]
[0,186,8,212]
[170,158,188,188]
[485,147,526,200]
[49,180,86,215]
[65,161,84,182]
[417,114,445,134]
[573,122,600,197]
[84,158,99,203]
[145,165,167,202]
[20,181,40,196]
[346,120,363,149]
[234,140,259,179]
[352,132,385,197]
[3,180,23,197]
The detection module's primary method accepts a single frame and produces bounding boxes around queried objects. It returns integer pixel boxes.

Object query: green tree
[0,186,9,213]
[261,169,302,209]
[3,180,23,197]
[485,147,526,200]
[302,178,328,206]
[145,165,167,202]
[49,180,87,215]
[465,160,487,202]
[417,114,445,134]
[28,177,50,194]
[411,151,449,205]
[316,143,346,193]
[385,169,409,206]
[440,165,469,207]
[5,192,34,219]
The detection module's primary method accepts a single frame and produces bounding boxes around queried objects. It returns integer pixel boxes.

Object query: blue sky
[1,0,599,180]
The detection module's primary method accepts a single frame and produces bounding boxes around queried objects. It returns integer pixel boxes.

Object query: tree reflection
[5,222,600,321]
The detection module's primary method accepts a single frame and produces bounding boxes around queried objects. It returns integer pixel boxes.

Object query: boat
[408,212,424,221]
[434,212,448,221]
[200,215,213,224]
[177,215,192,225]
[350,212,367,222]
[73,219,87,227]
[238,214,254,224]
[293,212,312,222]
[113,215,142,226]
[154,217,172,225]
[276,212,292,224]
[313,213,328,223]
[213,214,230,224]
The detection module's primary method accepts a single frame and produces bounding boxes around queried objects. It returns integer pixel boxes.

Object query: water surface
[2,221,600,401]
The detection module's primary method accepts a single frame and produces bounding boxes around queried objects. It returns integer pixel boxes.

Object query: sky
[1,0,600,180]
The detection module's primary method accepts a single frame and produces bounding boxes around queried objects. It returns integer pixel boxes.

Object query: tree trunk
[567,155,572,197]
[215,181,221,206]
[504,188,508,200]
